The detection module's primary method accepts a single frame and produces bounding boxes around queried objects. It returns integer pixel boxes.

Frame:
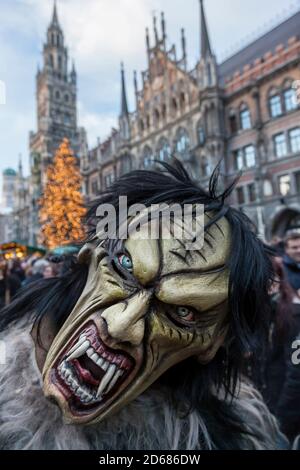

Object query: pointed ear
[31,315,57,373]
[78,241,97,264]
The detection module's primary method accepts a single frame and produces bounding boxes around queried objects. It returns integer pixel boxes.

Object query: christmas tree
[39,138,87,249]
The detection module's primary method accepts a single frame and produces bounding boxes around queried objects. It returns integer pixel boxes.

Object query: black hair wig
[0,159,274,440]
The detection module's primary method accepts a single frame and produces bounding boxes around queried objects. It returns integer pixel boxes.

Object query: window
[55,90,61,100]
[269,95,282,118]
[240,107,251,130]
[198,126,205,145]
[104,173,115,189]
[58,56,62,70]
[263,180,273,197]
[176,128,190,157]
[171,97,178,113]
[120,155,132,175]
[274,133,287,158]
[244,145,256,168]
[64,113,71,125]
[91,180,98,195]
[64,93,69,103]
[289,128,300,154]
[284,88,297,112]
[248,183,256,202]
[180,92,185,109]
[143,147,154,168]
[234,149,244,170]
[157,139,171,162]
[236,187,245,205]
[279,174,291,196]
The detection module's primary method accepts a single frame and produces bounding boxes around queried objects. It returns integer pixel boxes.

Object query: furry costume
[0,161,289,450]
[0,323,286,450]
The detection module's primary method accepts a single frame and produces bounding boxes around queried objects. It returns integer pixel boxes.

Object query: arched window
[197,120,206,146]
[269,87,282,118]
[58,56,62,70]
[171,97,178,114]
[64,93,69,103]
[143,146,154,168]
[49,54,54,67]
[239,103,251,130]
[154,109,160,125]
[120,154,132,175]
[180,92,185,110]
[64,113,71,125]
[55,90,61,100]
[51,33,55,46]
[175,128,190,159]
[156,138,171,162]
[283,79,298,112]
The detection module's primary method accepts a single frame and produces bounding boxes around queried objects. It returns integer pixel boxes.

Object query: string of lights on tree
[39,138,87,249]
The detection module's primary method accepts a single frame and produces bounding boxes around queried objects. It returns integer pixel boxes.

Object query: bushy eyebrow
[169,224,225,267]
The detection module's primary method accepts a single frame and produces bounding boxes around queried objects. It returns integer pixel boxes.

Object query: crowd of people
[0,255,56,310]
[0,231,300,442]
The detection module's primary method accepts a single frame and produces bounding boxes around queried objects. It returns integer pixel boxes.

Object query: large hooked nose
[101,291,152,347]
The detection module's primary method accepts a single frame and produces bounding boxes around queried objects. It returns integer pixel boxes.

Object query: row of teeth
[58,361,96,404]
[62,333,124,400]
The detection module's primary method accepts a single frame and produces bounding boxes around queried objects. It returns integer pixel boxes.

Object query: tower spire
[51,0,59,26]
[161,12,166,42]
[199,0,212,58]
[153,15,159,45]
[120,62,129,116]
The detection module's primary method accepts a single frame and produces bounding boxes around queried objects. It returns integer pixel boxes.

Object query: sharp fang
[67,340,90,361]
[105,369,123,394]
[66,335,87,356]
[96,364,117,397]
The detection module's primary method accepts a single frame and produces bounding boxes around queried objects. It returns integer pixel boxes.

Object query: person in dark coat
[276,333,300,441]
[262,257,300,442]
[0,261,21,308]
[283,232,300,292]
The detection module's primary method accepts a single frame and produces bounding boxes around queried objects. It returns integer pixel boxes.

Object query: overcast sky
[0,0,299,188]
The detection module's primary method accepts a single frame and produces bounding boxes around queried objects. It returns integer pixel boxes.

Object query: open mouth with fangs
[52,322,135,414]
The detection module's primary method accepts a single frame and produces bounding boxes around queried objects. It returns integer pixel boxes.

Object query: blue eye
[116,254,133,272]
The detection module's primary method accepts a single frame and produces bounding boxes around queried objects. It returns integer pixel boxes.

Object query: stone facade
[27,3,86,245]
[82,1,300,240]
